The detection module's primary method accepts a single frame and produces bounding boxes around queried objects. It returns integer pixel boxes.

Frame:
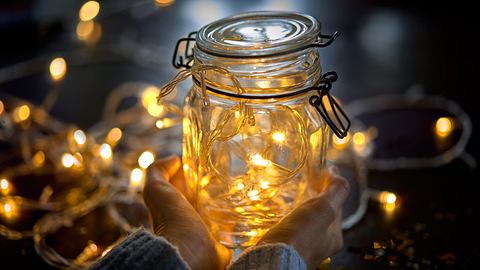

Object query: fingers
[143,156,196,233]
[309,165,340,194]
[321,172,350,211]
[147,155,181,184]
[328,165,340,176]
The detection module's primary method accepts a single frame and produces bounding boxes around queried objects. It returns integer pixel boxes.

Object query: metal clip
[172,31,197,69]
[309,71,351,138]
[315,31,341,48]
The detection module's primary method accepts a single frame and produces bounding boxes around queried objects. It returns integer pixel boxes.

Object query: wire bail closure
[169,30,350,138]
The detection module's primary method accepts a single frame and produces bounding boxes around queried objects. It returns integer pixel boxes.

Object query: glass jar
[177,12,349,249]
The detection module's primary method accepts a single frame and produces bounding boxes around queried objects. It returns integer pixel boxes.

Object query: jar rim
[196,11,321,58]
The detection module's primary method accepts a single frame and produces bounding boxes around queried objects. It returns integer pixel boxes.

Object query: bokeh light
[49,57,67,81]
[79,1,100,21]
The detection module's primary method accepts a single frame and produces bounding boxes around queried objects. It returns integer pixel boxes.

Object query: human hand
[256,167,350,270]
[142,155,231,270]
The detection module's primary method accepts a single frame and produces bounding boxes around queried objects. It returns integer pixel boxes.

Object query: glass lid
[196,11,321,57]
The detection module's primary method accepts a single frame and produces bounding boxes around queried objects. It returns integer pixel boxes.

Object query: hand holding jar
[142,156,349,270]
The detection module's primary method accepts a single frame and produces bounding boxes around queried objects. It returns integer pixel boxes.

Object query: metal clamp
[316,31,341,48]
[309,72,350,138]
[172,31,197,69]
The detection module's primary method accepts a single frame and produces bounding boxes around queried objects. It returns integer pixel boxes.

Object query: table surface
[1,0,478,269]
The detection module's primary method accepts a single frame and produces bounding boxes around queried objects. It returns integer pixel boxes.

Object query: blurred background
[0,0,478,269]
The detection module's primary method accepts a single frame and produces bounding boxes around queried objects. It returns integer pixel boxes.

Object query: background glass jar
[181,12,343,249]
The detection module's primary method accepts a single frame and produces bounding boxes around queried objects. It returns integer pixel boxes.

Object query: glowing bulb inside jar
[272,131,286,143]
[247,189,260,200]
[138,151,155,169]
[251,154,270,167]
[233,181,245,191]
[200,176,210,187]
[259,180,270,189]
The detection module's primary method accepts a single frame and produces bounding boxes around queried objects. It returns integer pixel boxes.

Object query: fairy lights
[12,105,30,123]
[1,178,10,195]
[79,1,100,21]
[259,180,270,189]
[272,131,286,143]
[435,117,453,138]
[353,132,366,146]
[49,58,67,81]
[155,119,165,128]
[99,144,112,160]
[251,154,270,167]
[384,192,397,204]
[247,189,260,200]
[141,87,165,117]
[154,0,175,7]
[32,151,46,167]
[106,128,122,144]
[378,191,398,214]
[0,2,187,267]
[62,153,76,168]
[141,87,160,108]
[138,151,155,169]
[130,168,144,187]
[233,181,245,191]
[147,103,164,117]
[1,200,17,219]
[73,129,87,145]
[200,176,210,187]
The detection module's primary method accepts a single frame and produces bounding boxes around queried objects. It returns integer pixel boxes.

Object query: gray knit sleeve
[229,243,307,270]
[89,228,189,270]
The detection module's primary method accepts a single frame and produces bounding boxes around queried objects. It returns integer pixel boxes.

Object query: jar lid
[196,11,321,58]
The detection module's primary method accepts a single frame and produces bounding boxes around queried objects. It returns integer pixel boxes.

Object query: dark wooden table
[1,0,478,269]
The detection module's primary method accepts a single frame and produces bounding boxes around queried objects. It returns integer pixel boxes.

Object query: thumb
[321,173,350,211]
[147,155,181,183]
[143,156,194,233]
